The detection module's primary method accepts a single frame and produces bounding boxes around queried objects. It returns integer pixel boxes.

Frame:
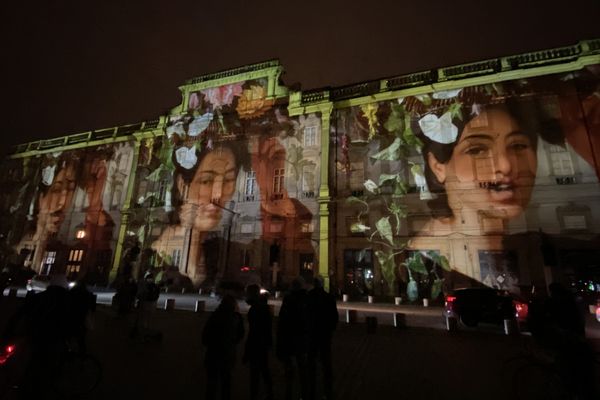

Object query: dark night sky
[1,0,599,149]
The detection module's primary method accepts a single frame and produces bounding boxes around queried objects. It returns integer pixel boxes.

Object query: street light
[75,224,86,239]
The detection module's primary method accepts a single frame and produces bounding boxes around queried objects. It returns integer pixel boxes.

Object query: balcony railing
[555,176,577,185]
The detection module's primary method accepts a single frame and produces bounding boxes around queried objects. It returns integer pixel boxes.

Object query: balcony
[555,176,576,185]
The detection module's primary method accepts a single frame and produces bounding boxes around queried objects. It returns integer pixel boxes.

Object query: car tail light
[445,295,456,309]
[0,344,16,365]
[513,300,528,320]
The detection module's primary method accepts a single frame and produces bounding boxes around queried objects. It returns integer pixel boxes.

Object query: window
[74,187,86,210]
[111,183,123,209]
[273,168,285,194]
[68,249,84,262]
[241,223,254,234]
[304,126,317,147]
[300,222,314,233]
[244,171,256,201]
[478,250,519,293]
[155,179,168,207]
[41,251,57,275]
[302,166,315,198]
[549,145,574,177]
[172,249,182,268]
[563,215,586,230]
[66,249,85,280]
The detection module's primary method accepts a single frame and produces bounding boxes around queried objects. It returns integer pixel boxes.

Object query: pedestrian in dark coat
[202,294,245,400]
[243,284,274,400]
[277,278,309,400]
[307,276,339,400]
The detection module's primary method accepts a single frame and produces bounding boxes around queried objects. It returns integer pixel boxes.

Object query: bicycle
[51,339,103,398]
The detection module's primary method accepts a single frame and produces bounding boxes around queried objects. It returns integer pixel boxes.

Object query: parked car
[26,274,76,292]
[444,287,528,328]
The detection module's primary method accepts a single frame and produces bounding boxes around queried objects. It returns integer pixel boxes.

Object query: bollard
[393,313,406,328]
[111,294,119,308]
[342,294,349,302]
[195,300,205,313]
[368,295,374,304]
[275,291,281,299]
[366,316,378,334]
[345,309,357,324]
[445,316,458,332]
[394,297,402,306]
[181,288,186,294]
[503,318,517,335]
[91,294,98,311]
[164,298,176,311]
[8,288,18,298]
[422,298,429,307]
[198,288,203,295]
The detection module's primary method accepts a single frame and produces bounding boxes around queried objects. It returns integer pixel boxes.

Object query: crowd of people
[203,276,339,400]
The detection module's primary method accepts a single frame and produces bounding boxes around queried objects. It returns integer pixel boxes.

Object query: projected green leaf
[370,137,403,161]
[376,217,394,246]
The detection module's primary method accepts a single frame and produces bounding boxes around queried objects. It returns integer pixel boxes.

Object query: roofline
[8,39,600,157]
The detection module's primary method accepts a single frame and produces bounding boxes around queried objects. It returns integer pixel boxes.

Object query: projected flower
[364,179,378,194]
[41,165,56,186]
[175,146,198,169]
[432,88,462,100]
[236,84,274,119]
[418,112,458,144]
[166,121,186,139]
[187,113,214,137]
[201,83,244,110]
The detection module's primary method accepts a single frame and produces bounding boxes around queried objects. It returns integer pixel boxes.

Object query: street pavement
[1,291,599,400]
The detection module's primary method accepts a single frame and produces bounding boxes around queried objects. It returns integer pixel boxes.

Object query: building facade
[1,40,599,300]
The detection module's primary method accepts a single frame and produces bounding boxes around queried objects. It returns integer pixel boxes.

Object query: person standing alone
[307,276,338,400]
[243,284,274,400]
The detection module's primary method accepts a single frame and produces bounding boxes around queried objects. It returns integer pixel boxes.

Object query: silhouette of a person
[277,278,309,400]
[243,284,274,400]
[67,281,96,353]
[306,276,338,400]
[2,275,72,398]
[202,294,244,400]
[545,283,596,399]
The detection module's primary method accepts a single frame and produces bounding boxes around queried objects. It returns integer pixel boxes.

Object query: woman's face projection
[185,147,237,231]
[38,166,77,234]
[430,107,538,220]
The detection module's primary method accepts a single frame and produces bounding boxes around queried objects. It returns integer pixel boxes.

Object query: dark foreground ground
[1,296,599,400]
